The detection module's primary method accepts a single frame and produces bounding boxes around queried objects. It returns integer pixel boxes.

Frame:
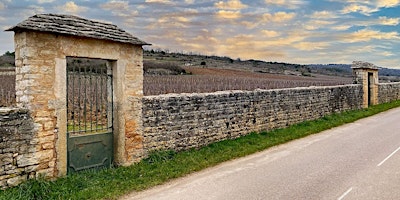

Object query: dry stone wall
[142,84,363,152]
[378,82,400,104]
[0,108,38,189]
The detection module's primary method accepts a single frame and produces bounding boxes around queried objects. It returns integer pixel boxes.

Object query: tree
[3,51,15,56]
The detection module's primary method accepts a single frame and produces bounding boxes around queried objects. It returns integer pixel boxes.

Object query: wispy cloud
[56,1,88,14]
[262,12,296,23]
[341,3,378,15]
[264,0,308,9]
[37,0,55,4]
[378,16,400,25]
[377,0,400,8]
[304,20,336,30]
[261,30,281,38]
[341,29,400,43]
[216,10,242,19]
[145,0,175,5]
[293,42,330,51]
[100,1,130,11]
[215,0,247,10]
[310,11,338,19]
[0,2,5,10]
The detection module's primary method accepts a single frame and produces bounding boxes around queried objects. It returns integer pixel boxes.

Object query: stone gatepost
[6,14,149,179]
[352,61,379,108]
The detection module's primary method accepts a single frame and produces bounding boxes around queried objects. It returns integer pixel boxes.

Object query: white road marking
[338,187,353,200]
[377,146,400,167]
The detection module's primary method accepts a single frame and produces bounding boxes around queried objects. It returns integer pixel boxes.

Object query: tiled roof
[6,14,150,45]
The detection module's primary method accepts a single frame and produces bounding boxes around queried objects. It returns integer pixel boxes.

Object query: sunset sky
[0,0,399,68]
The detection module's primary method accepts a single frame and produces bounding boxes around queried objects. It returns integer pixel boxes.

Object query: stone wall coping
[351,61,378,70]
[143,84,361,99]
[0,107,28,115]
[378,82,400,85]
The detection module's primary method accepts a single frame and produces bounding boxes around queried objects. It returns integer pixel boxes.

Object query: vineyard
[0,74,15,107]
[0,66,353,107]
[144,67,352,95]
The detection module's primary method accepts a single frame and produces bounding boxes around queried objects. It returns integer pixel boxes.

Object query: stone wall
[142,84,363,152]
[0,108,39,189]
[378,82,400,104]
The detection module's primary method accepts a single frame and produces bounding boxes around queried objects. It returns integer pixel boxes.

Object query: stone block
[7,175,27,187]
[17,153,39,167]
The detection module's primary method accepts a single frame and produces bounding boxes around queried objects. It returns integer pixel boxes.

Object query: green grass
[2,100,400,200]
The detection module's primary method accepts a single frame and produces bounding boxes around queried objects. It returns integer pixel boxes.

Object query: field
[144,67,352,95]
[0,74,15,107]
[0,66,352,107]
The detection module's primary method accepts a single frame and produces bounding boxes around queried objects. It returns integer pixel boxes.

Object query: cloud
[0,2,4,10]
[379,51,395,57]
[219,34,287,59]
[216,10,242,19]
[261,30,280,37]
[181,34,219,53]
[264,0,307,9]
[215,0,247,10]
[156,15,192,28]
[145,0,174,5]
[335,16,400,30]
[27,5,45,14]
[339,0,399,15]
[377,0,400,7]
[263,12,296,23]
[331,25,352,31]
[378,16,400,26]
[101,1,129,11]
[341,29,400,42]
[293,42,330,51]
[146,9,200,30]
[341,3,377,15]
[310,11,338,19]
[100,1,139,20]
[38,0,55,3]
[304,20,336,30]
[56,1,88,14]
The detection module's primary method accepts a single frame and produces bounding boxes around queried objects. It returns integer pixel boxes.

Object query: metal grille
[67,58,113,136]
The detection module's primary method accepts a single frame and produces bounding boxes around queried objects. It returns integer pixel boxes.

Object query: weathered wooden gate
[66,58,113,173]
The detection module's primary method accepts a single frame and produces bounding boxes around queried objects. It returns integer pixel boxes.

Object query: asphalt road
[124,107,400,200]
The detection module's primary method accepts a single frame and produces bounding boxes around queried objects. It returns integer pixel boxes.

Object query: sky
[0,0,399,68]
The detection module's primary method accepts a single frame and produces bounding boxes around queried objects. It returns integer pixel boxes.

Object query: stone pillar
[352,61,379,108]
[14,31,58,179]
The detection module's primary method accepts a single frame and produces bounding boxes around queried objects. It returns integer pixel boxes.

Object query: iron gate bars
[66,58,113,136]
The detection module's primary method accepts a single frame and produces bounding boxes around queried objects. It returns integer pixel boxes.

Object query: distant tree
[200,61,206,66]
[3,51,15,56]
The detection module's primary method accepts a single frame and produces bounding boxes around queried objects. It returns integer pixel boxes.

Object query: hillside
[142,50,400,82]
[144,50,315,77]
[0,52,14,67]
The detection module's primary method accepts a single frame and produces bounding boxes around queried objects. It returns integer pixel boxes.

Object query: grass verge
[2,100,400,200]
